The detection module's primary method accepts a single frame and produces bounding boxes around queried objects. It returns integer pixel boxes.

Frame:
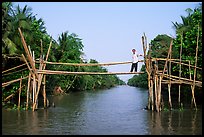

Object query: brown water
[2,85,202,135]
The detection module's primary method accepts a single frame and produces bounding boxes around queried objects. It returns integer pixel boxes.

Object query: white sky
[14,2,200,82]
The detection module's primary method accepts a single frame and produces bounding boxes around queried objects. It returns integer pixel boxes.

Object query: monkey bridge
[2,28,202,112]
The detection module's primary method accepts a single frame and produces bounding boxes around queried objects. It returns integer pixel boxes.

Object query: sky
[13,2,200,82]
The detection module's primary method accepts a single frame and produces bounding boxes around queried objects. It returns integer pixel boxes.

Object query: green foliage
[172,4,202,81]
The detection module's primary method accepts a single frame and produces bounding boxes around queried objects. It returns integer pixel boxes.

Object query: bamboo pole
[36,60,143,66]
[154,61,160,112]
[2,63,26,74]
[26,73,31,110]
[21,54,34,76]
[32,73,36,106]
[142,34,151,110]
[161,40,173,80]
[191,25,200,110]
[4,85,25,102]
[161,80,201,86]
[32,39,52,111]
[178,32,183,108]
[167,60,202,70]
[157,73,202,85]
[168,41,172,110]
[147,43,154,111]
[2,68,28,76]
[43,75,47,108]
[37,70,145,75]
[158,75,162,111]
[154,64,158,112]
[2,76,29,87]
[18,76,22,110]
[151,58,202,70]
[18,28,38,79]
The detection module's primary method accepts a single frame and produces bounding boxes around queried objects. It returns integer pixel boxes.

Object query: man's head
[132,49,136,53]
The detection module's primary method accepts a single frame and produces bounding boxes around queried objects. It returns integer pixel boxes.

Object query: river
[2,85,202,135]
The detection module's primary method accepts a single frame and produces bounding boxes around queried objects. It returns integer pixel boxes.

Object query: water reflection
[147,109,202,135]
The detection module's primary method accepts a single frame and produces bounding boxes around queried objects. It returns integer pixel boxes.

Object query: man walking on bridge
[130,49,143,72]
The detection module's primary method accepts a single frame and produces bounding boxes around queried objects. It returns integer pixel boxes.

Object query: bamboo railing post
[40,39,43,59]
[168,41,172,110]
[142,33,153,110]
[158,75,162,111]
[148,44,154,111]
[178,32,183,108]
[191,24,200,110]
[43,75,47,108]
[154,63,158,112]
[161,40,173,80]
[142,33,152,110]
[18,76,22,110]
[26,73,31,110]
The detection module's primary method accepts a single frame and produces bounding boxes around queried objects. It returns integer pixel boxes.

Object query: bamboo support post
[158,75,162,111]
[32,39,52,111]
[142,34,152,110]
[178,32,183,108]
[26,73,31,110]
[191,25,200,110]
[43,75,47,108]
[168,42,172,110]
[32,74,36,106]
[18,76,22,110]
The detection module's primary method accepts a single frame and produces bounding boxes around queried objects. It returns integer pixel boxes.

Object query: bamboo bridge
[2,28,202,112]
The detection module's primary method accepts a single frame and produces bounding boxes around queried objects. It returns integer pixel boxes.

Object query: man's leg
[135,62,138,72]
[130,63,134,72]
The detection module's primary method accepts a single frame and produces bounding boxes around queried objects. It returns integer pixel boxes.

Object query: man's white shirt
[132,52,139,63]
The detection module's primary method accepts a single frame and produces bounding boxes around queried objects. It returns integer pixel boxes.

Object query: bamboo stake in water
[18,76,22,110]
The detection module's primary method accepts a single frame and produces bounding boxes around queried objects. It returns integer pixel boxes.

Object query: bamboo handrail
[161,80,202,87]
[2,76,29,87]
[37,70,145,75]
[169,60,201,70]
[3,85,26,102]
[151,58,202,70]
[2,68,28,76]
[157,73,202,84]
[2,63,26,74]
[35,60,144,66]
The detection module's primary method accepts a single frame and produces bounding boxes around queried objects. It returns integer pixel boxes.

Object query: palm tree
[2,2,18,55]
[172,8,193,35]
